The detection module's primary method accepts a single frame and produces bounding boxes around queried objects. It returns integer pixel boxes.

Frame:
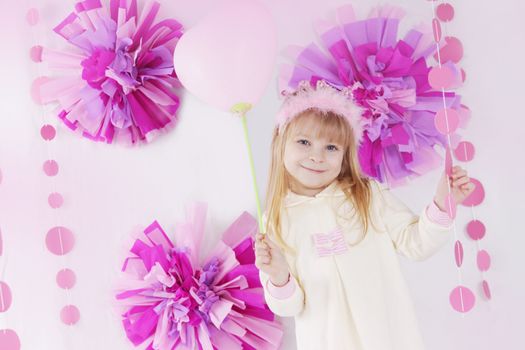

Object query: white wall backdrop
[0,0,523,349]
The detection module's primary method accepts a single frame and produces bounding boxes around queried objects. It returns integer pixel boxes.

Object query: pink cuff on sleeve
[266,275,296,300]
[426,200,453,226]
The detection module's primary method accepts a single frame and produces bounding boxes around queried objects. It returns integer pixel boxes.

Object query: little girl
[255,81,475,350]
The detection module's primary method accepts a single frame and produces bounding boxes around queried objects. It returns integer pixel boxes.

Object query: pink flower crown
[276,80,365,145]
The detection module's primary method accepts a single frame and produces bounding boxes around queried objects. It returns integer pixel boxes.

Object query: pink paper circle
[466,220,486,240]
[461,177,485,206]
[0,282,13,312]
[61,305,80,325]
[46,226,75,256]
[435,108,459,135]
[445,193,456,219]
[454,240,463,267]
[454,141,475,162]
[40,125,56,141]
[428,66,455,90]
[432,18,442,42]
[482,280,492,300]
[437,3,454,22]
[57,269,76,289]
[30,45,43,62]
[43,160,59,176]
[48,192,64,209]
[449,286,475,313]
[26,8,39,26]
[445,147,453,176]
[0,329,20,350]
[477,250,491,271]
[439,37,464,63]
[31,76,51,105]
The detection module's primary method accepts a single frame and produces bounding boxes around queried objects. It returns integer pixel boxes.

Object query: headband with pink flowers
[275,80,365,145]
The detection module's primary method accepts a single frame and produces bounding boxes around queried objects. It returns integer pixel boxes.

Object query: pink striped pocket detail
[311,228,348,257]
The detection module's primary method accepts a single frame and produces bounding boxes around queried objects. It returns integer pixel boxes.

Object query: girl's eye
[327,144,339,151]
[297,139,310,146]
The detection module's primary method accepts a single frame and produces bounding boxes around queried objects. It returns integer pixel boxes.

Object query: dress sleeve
[258,213,305,317]
[373,181,454,261]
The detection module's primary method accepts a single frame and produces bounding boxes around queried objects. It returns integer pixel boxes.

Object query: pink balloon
[46,226,75,255]
[428,66,455,90]
[30,45,43,62]
[26,8,39,26]
[482,280,492,300]
[454,141,475,162]
[0,329,20,350]
[432,18,442,43]
[61,305,80,325]
[57,269,76,289]
[437,3,455,22]
[173,0,277,112]
[449,286,475,313]
[435,108,459,135]
[435,37,464,64]
[43,160,59,176]
[0,282,13,312]
[40,124,56,141]
[461,178,485,206]
[466,220,486,240]
[454,240,463,267]
[48,192,64,209]
[477,250,491,271]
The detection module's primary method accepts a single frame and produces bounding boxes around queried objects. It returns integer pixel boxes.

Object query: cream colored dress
[259,180,453,350]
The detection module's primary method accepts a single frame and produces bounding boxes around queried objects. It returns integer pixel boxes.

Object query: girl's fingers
[453,177,470,187]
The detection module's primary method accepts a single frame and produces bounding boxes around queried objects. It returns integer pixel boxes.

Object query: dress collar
[284,181,345,207]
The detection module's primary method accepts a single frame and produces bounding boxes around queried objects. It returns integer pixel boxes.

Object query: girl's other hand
[254,233,290,286]
[434,165,476,210]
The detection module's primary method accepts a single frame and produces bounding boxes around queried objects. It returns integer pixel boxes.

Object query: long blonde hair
[265,109,373,250]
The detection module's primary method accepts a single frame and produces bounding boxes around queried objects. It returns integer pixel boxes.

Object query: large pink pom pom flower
[279,5,469,186]
[31,0,183,144]
[116,203,283,350]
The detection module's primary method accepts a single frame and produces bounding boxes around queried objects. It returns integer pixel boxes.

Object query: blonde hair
[265,109,374,251]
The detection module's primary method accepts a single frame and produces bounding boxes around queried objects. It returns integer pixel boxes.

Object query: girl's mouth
[301,165,326,174]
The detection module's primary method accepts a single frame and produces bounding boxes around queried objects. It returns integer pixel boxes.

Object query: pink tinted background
[0,0,523,349]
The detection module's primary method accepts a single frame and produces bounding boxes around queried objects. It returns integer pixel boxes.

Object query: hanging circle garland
[31,0,184,145]
[278,4,467,186]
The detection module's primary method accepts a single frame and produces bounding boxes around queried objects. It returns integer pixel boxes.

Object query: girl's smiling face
[283,113,344,196]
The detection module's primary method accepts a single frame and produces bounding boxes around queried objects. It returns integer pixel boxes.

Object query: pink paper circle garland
[0,329,21,350]
[32,0,185,145]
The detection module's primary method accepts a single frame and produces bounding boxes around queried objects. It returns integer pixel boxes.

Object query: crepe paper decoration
[61,305,80,325]
[466,220,486,241]
[435,37,464,64]
[435,108,459,135]
[48,192,64,209]
[26,8,39,26]
[278,4,466,187]
[33,0,184,145]
[0,282,13,312]
[454,141,475,162]
[40,125,56,141]
[0,329,21,350]
[116,203,283,350]
[436,3,454,22]
[42,160,59,176]
[57,269,77,289]
[481,280,492,300]
[449,286,475,313]
[461,178,485,206]
[45,226,75,255]
[454,240,463,267]
[477,250,491,271]
[445,193,456,219]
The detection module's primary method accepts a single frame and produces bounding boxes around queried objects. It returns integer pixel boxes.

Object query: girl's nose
[309,149,324,163]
